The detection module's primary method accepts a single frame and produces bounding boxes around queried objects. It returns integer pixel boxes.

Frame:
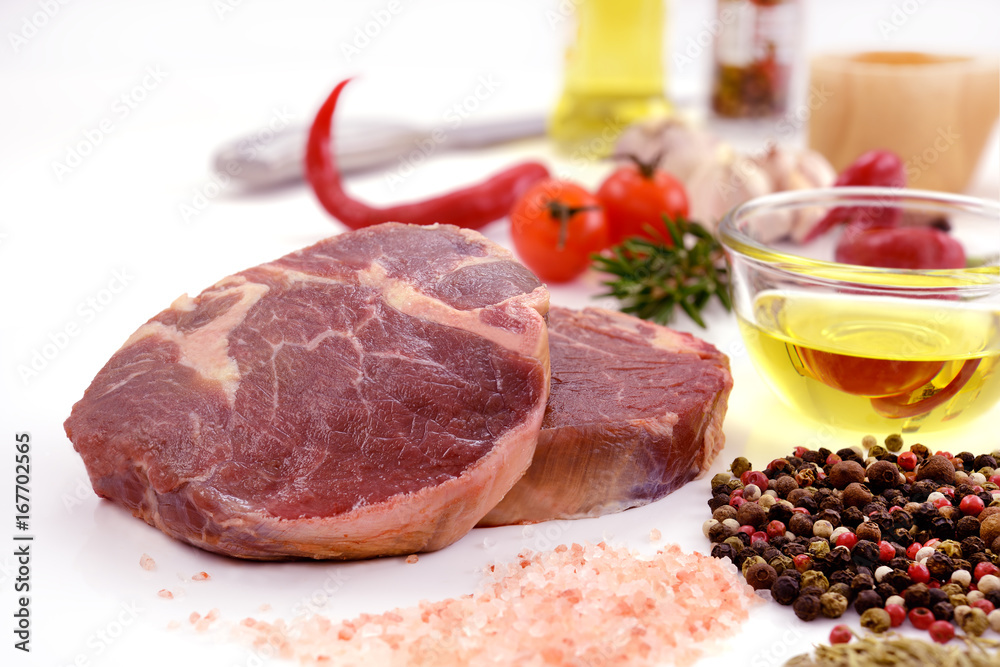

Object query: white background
[1,1,999,665]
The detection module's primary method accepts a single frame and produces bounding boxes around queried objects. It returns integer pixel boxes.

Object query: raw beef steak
[65,223,550,560]
[479,307,731,526]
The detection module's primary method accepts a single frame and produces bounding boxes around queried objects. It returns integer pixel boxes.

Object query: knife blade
[213,113,548,192]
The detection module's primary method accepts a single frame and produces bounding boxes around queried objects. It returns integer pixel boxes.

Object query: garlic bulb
[614,119,838,243]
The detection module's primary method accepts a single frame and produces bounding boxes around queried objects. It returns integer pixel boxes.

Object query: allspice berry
[842,482,873,508]
[737,501,767,529]
[746,562,778,591]
[855,521,882,543]
[981,514,1000,547]
[915,455,956,485]
[829,460,865,490]
[865,460,900,492]
[860,607,891,633]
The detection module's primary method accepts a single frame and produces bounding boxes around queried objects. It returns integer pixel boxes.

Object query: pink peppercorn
[971,599,995,615]
[974,562,1000,581]
[885,603,906,628]
[878,541,895,562]
[730,496,745,508]
[829,625,852,644]
[929,620,955,644]
[836,532,858,549]
[960,494,985,516]
[907,542,922,560]
[766,520,786,540]
[909,607,934,630]
[909,562,930,585]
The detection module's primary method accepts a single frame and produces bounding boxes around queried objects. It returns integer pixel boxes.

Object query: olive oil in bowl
[739,291,1000,433]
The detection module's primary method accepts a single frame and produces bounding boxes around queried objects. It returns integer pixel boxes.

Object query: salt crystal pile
[237,542,757,666]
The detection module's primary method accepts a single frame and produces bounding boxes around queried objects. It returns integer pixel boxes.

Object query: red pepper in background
[305,78,551,230]
[802,149,906,242]
[834,225,966,270]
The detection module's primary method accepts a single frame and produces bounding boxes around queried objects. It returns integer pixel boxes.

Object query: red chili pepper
[802,150,906,242]
[305,78,550,230]
[834,224,966,270]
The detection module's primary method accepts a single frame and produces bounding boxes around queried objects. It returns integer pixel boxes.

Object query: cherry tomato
[796,346,943,398]
[595,157,688,245]
[834,225,966,270]
[510,180,609,283]
[802,149,905,242]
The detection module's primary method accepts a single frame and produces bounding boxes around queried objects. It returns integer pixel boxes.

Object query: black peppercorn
[825,546,852,572]
[836,448,863,464]
[956,452,975,469]
[852,540,880,569]
[891,528,913,548]
[829,569,855,587]
[903,583,931,609]
[957,516,982,540]
[887,557,910,572]
[909,480,937,503]
[799,586,826,601]
[925,551,955,580]
[841,506,864,529]
[768,503,794,526]
[850,572,875,594]
[985,590,1000,608]
[875,582,897,602]
[928,587,949,607]
[708,522,734,543]
[711,543,735,561]
[889,507,913,530]
[884,569,912,593]
[819,496,844,514]
[762,547,782,562]
[780,568,802,585]
[793,594,822,621]
[974,454,997,470]
[932,601,955,621]
[769,535,791,551]
[708,493,732,512]
[853,589,883,615]
[815,508,841,528]
[783,542,807,558]
[771,575,799,605]
[734,531,751,547]
[802,450,826,466]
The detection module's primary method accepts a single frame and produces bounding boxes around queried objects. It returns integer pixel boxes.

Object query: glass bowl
[718,187,1000,434]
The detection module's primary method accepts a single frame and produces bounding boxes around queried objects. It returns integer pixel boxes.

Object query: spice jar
[711,0,802,118]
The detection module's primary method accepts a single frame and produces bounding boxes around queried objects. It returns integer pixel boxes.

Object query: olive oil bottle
[739,291,1000,432]
[548,0,671,155]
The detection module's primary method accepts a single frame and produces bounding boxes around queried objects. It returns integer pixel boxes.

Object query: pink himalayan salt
[139,553,156,571]
[235,542,758,667]
[649,528,662,542]
[157,589,174,600]
[192,571,211,581]
[406,555,419,564]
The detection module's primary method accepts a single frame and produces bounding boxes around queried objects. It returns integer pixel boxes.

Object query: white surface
[1,1,999,666]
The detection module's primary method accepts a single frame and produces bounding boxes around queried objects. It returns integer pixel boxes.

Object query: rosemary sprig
[591,217,732,328]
